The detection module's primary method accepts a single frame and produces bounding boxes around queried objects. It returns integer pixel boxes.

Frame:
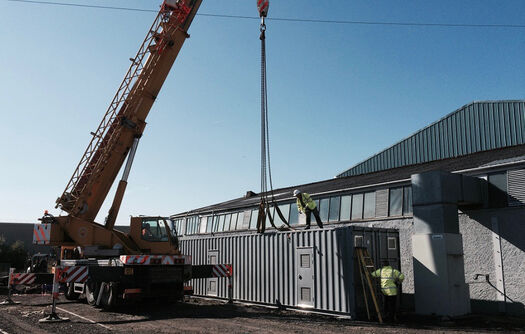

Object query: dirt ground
[0,294,524,334]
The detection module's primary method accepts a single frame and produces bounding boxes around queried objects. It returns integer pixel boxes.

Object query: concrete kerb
[39,266,70,323]
[0,268,20,305]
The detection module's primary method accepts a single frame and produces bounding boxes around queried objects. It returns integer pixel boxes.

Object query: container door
[207,250,219,296]
[296,246,315,308]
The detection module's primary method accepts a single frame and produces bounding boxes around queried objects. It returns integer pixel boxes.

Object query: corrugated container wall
[180,226,399,318]
[337,101,525,177]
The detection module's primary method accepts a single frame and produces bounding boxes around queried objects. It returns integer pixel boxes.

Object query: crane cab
[129,216,180,255]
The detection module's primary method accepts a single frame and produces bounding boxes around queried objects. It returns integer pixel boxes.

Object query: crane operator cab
[129,216,180,254]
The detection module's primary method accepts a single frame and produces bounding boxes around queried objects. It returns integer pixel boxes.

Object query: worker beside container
[371,261,405,322]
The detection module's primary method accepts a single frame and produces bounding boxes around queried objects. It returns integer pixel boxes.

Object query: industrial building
[171,100,525,317]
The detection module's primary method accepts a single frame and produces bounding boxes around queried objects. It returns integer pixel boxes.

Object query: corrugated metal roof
[337,100,525,178]
[171,145,525,217]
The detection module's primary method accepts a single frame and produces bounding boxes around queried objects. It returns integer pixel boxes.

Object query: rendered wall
[351,209,525,316]
[460,208,525,315]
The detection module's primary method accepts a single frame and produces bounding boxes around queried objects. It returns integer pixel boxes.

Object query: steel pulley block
[257,0,269,18]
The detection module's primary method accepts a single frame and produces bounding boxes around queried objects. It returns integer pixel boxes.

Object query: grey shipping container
[179,225,400,318]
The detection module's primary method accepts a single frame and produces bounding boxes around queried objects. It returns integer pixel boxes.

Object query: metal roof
[337,100,525,178]
[171,145,525,217]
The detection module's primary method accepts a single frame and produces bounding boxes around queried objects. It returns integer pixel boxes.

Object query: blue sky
[1,0,524,225]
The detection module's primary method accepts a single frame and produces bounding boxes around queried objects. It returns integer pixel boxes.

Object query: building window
[237,212,245,230]
[183,218,189,235]
[194,218,199,234]
[389,187,403,216]
[329,196,340,222]
[363,192,376,219]
[289,203,299,226]
[230,213,238,230]
[200,217,208,234]
[213,216,220,232]
[182,218,188,235]
[319,198,330,222]
[216,215,224,232]
[340,195,351,221]
[249,209,258,230]
[403,186,413,214]
[488,172,508,208]
[220,214,227,231]
[206,216,213,233]
[351,193,364,220]
[188,217,194,235]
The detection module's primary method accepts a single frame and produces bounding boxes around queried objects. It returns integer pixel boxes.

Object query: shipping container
[180,225,399,318]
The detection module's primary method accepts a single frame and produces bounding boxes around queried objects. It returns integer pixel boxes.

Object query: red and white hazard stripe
[120,255,192,265]
[57,266,88,283]
[257,0,269,17]
[10,273,36,285]
[33,224,50,245]
[212,264,233,278]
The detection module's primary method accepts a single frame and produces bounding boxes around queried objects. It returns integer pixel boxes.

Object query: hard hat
[293,189,301,196]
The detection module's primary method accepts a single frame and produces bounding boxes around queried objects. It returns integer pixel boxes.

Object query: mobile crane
[33,0,231,308]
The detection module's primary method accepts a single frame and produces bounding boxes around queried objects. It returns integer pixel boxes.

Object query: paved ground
[0,295,524,333]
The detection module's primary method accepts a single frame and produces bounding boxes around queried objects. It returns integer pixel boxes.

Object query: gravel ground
[0,294,524,333]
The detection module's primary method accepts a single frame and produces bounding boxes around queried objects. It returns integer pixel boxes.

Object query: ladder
[355,247,383,323]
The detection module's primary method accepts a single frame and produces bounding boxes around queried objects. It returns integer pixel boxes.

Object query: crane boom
[56,0,201,223]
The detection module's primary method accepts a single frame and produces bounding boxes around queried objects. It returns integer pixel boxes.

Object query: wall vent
[508,169,525,206]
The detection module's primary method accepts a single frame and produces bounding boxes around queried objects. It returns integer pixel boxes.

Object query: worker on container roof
[293,189,323,229]
[371,260,405,322]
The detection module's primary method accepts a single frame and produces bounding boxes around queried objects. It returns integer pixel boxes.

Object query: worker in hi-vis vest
[293,189,323,229]
[371,261,405,322]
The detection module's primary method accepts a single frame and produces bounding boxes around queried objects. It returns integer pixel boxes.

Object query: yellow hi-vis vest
[296,193,316,213]
[371,266,404,296]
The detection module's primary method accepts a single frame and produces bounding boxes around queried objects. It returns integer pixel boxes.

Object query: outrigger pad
[0,299,20,305]
[39,313,70,323]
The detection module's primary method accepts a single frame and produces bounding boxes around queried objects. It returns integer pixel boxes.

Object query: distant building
[0,222,51,254]
[171,101,525,317]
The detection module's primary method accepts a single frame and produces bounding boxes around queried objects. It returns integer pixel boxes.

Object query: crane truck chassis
[29,0,233,309]
[33,216,232,308]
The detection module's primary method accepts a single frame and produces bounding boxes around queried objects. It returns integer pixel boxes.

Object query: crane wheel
[64,283,80,300]
[85,281,100,306]
[98,282,118,310]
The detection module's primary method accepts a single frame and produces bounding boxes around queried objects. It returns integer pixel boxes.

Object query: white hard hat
[293,189,301,196]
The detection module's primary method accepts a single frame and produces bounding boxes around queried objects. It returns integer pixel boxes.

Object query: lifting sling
[255,0,292,233]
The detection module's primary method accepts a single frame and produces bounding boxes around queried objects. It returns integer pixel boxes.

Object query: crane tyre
[64,283,80,300]
[98,282,118,309]
[85,280,100,306]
